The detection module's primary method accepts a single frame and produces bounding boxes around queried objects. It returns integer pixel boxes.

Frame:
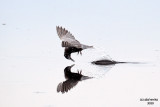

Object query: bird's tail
[81,44,94,49]
[81,76,93,81]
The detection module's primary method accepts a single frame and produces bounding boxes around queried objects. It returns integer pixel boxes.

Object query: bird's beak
[70,57,75,62]
[68,64,75,69]
[70,64,75,68]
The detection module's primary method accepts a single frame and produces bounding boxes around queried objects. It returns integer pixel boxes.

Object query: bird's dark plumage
[56,26,93,62]
[64,47,82,62]
[57,64,92,93]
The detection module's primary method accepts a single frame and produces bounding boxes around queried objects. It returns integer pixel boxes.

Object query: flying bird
[57,64,92,93]
[56,26,93,62]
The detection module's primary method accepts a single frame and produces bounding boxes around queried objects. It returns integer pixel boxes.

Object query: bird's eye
[64,54,68,58]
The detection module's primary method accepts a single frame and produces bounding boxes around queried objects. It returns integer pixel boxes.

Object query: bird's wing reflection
[57,79,79,93]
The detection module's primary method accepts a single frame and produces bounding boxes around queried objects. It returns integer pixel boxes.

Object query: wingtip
[56,26,58,30]
[90,46,94,48]
[56,26,61,29]
[91,46,94,49]
[57,82,62,93]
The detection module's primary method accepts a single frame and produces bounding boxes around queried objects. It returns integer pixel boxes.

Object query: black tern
[56,26,93,62]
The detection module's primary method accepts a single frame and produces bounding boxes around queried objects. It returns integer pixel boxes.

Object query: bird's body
[56,26,93,61]
[57,65,92,93]
[64,47,82,61]
[64,65,82,80]
[65,47,82,55]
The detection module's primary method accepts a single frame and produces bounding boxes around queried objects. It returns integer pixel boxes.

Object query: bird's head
[64,53,75,62]
[64,64,75,74]
[66,64,75,70]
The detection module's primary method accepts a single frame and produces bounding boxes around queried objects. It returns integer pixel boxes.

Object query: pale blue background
[1,0,160,58]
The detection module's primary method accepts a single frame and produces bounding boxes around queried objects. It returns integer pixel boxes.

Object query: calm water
[0,46,160,107]
[1,0,160,106]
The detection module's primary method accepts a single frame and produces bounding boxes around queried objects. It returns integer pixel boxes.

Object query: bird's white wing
[56,26,82,48]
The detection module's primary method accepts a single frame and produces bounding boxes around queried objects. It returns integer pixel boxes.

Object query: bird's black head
[64,64,75,72]
[64,64,75,78]
[64,53,75,62]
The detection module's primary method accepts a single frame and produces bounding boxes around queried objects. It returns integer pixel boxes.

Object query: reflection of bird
[56,26,93,62]
[57,64,92,93]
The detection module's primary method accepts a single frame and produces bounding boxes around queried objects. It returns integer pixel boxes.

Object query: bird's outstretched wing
[56,26,82,48]
[57,79,78,93]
